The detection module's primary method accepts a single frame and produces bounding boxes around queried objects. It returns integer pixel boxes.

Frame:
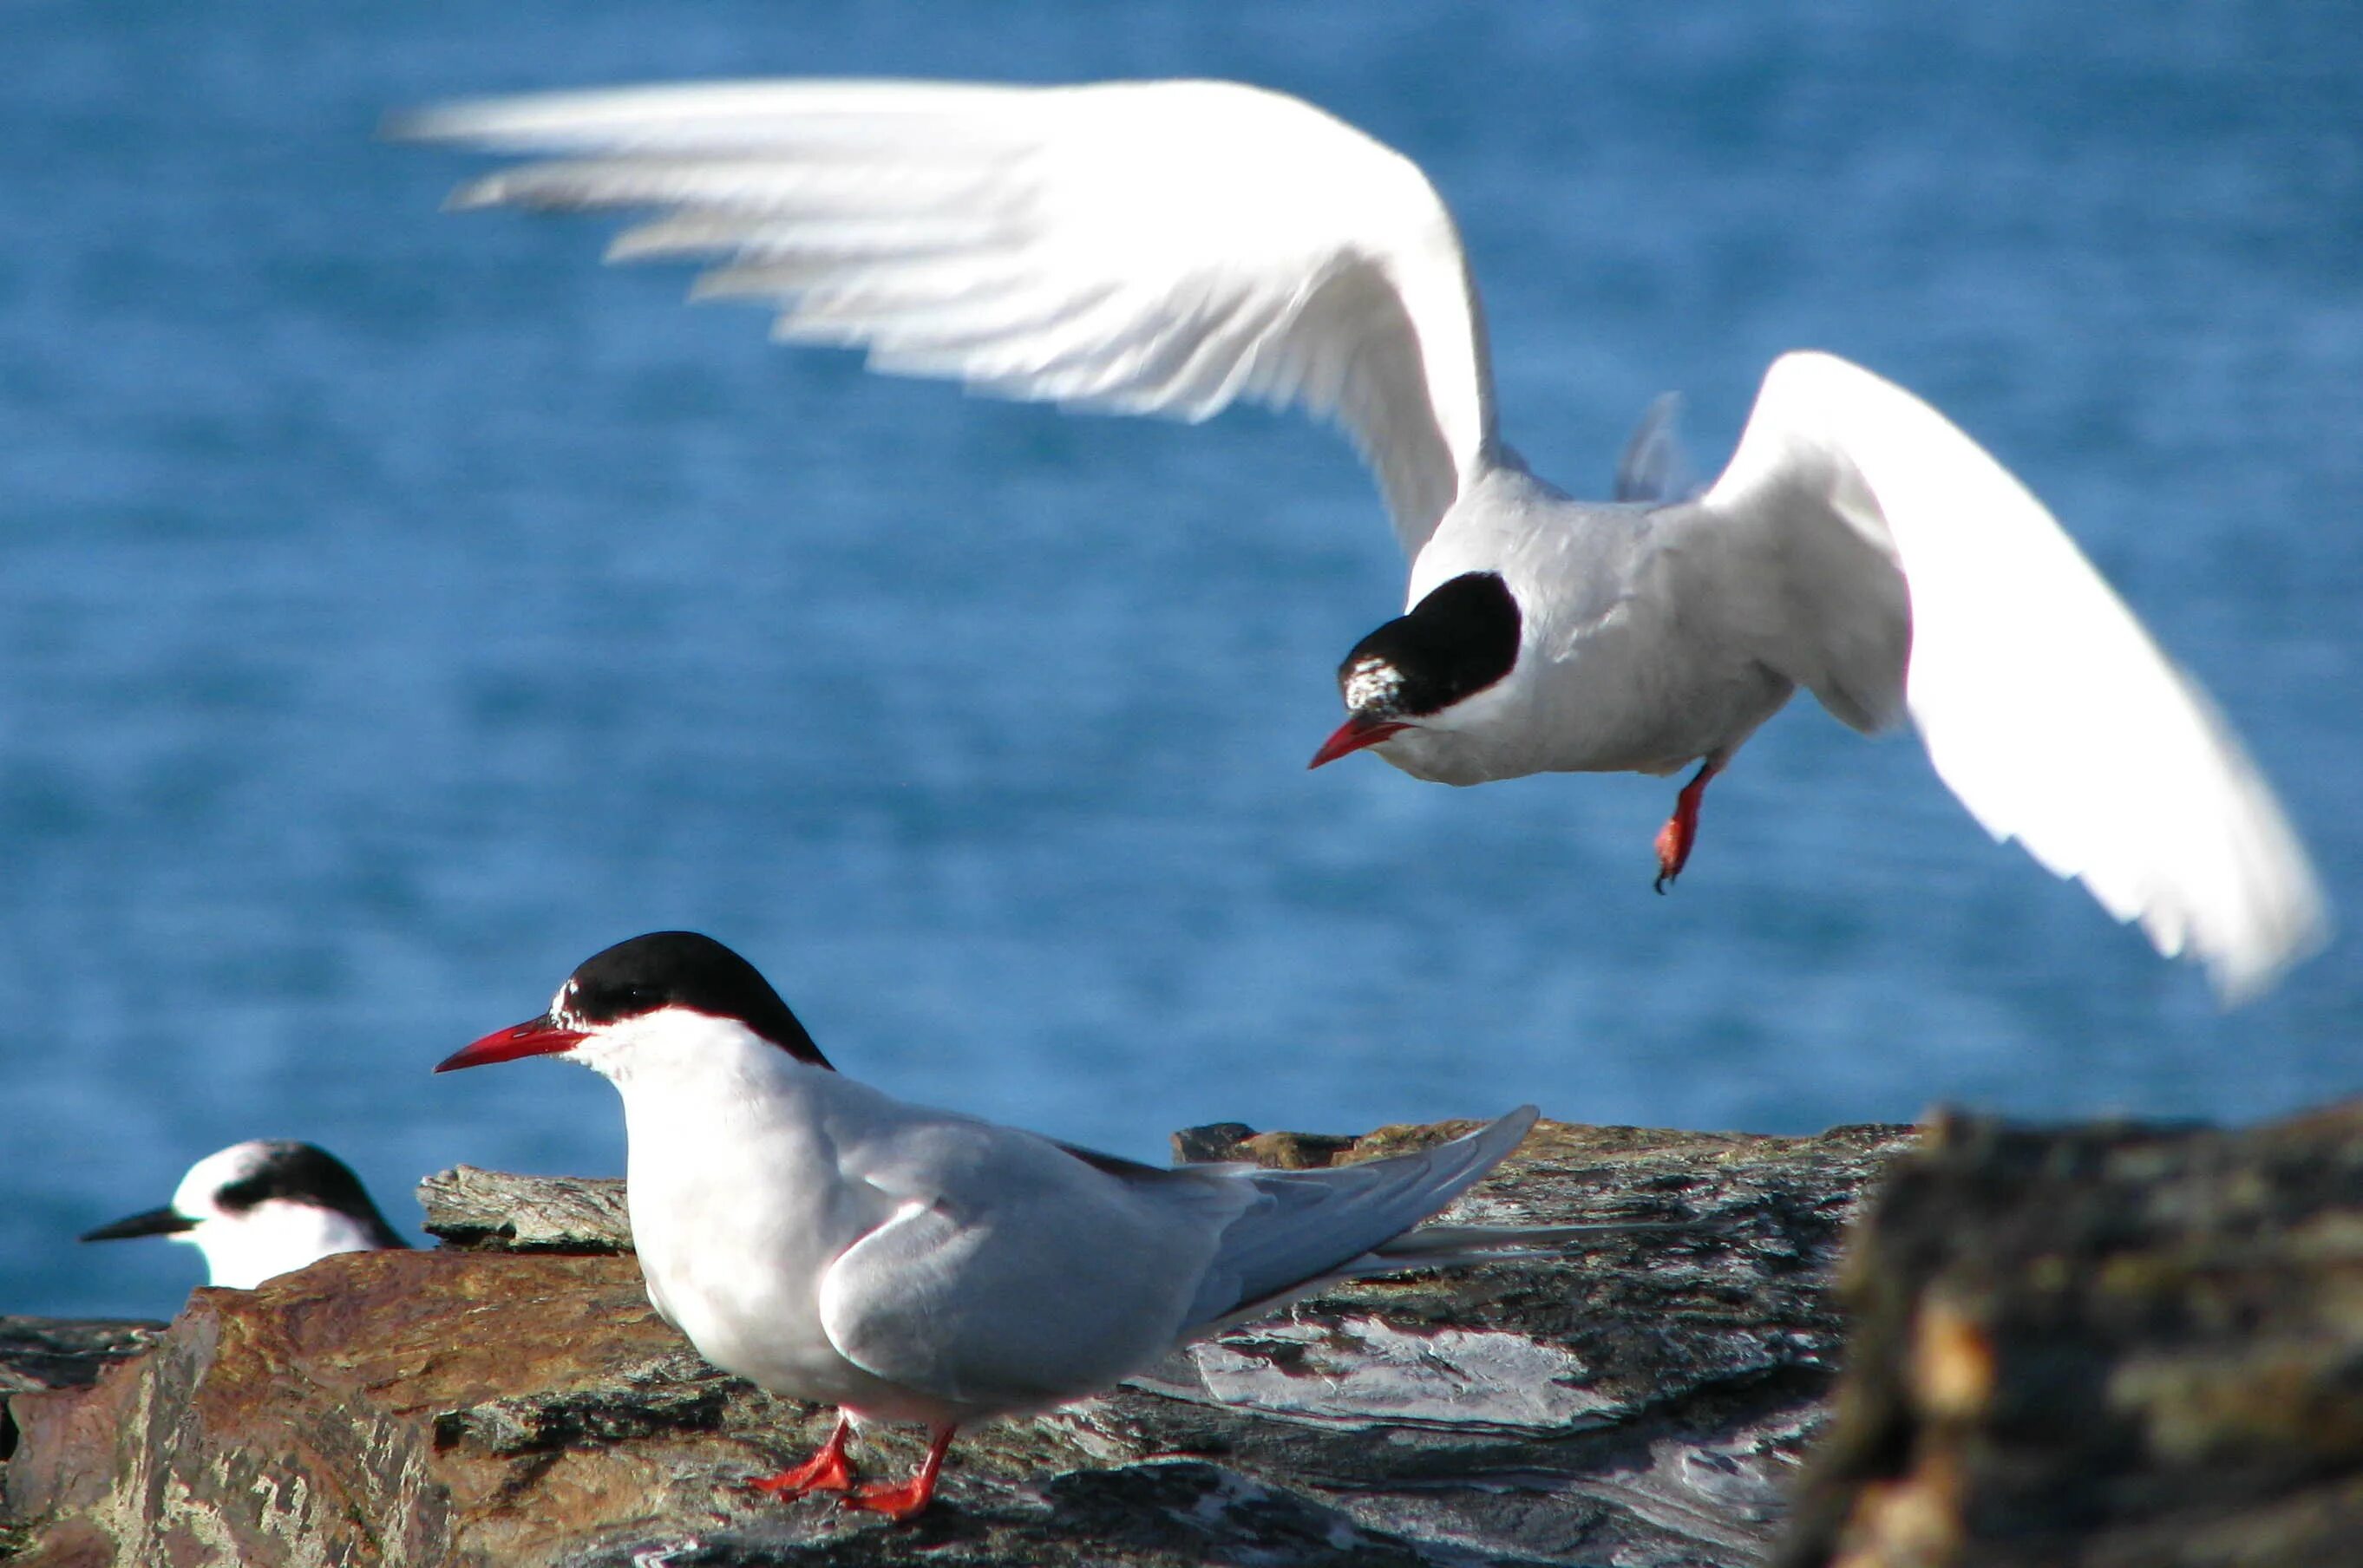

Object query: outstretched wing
[399,76,1498,556]
[1688,350,2326,1002]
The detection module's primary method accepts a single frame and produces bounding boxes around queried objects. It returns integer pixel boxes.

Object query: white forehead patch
[1343,657,1404,715]
[173,1140,277,1218]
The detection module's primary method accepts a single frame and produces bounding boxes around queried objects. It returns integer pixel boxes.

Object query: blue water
[3,1,2357,1318]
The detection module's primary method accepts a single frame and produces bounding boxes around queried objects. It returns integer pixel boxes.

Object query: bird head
[80,1140,397,1289]
[1310,572,1522,768]
[436,931,832,1081]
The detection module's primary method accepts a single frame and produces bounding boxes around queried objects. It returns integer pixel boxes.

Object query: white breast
[1390,472,1795,782]
[611,1050,901,1408]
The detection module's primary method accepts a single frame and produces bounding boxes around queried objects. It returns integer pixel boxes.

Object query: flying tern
[400,77,2327,1000]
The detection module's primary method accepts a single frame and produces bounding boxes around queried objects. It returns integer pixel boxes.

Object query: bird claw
[1653,820,1686,894]
[744,1422,856,1499]
[843,1479,933,1521]
[744,1455,854,1499]
[1652,761,1718,893]
[835,1425,954,1521]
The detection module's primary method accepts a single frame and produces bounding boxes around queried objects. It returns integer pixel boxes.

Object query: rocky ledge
[1781,1101,2363,1568]
[16,1103,2360,1567]
[1,1119,1907,1567]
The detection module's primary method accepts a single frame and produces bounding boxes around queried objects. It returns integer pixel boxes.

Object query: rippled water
[4,1,2357,1316]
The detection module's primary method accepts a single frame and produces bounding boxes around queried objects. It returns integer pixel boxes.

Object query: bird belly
[1547,659,1794,777]
[1392,493,1795,782]
[1378,639,1793,784]
[622,1118,929,1414]
[633,1212,873,1401]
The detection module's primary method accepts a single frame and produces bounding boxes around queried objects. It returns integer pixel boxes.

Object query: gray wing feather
[1177,1106,1538,1332]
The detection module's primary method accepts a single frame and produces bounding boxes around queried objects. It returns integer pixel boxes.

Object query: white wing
[1694,350,2327,1003]
[398,77,1498,556]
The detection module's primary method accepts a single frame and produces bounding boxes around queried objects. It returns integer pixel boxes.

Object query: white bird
[435,931,1612,1519]
[398,77,2327,1002]
[79,1140,409,1290]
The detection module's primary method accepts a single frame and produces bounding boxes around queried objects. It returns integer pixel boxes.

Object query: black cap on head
[216,1142,409,1248]
[1338,572,1521,719]
[561,931,833,1069]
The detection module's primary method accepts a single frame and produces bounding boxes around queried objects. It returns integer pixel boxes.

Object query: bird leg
[843,1425,957,1521]
[746,1413,856,1499]
[1653,760,1722,892]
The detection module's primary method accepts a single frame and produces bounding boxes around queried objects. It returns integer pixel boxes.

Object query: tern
[80,1140,409,1290]
[436,930,1616,1519]
[400,77,2326,1001]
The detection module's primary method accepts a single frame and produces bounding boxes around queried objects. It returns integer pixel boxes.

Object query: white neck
[574,1009,841,1192]
[187,1203,389,1290]
[574,1007,823,1096]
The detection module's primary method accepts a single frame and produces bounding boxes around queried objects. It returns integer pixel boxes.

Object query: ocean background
[4,0,2356,1317]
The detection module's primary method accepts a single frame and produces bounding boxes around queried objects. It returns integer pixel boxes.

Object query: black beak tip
[79,1207,198,1244]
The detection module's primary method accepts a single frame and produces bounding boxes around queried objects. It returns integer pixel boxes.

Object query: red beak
[1308,715,1410,769]
[435,1016,589,1073]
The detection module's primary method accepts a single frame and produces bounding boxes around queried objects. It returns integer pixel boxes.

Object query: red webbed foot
[841,1426,956,1522]
[1653,760,1721,893]
[746,1414,855,1499]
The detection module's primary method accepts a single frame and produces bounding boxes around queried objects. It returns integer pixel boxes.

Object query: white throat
[568,1006,808,1094]
[187,1202,387,1290]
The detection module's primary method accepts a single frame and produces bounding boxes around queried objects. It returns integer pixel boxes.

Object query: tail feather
[1368,1219,1658,1258]
[1612,392,1698,503]
[1177,1107,1540,1333]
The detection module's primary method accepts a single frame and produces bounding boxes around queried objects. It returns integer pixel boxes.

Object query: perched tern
[80,1140,409,1290]
[400,77,2326,1000]
[437,931,1610,1519]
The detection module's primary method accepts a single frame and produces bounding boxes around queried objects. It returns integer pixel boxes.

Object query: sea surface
[4,1,2357,1317]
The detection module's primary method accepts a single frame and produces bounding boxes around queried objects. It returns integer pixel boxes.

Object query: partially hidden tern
[81,1140,409,1290]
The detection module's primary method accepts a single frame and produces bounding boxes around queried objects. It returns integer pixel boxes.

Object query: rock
[3,1117,1912,1567]
[1776,1103,2363,1568]
[418,1166,632,1253]
[0,1319,161,1408]
[0,1313,162,1554]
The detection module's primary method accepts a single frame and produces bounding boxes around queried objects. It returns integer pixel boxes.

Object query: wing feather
[1698,350,2327,1001]
[1177,1106,1539,1331]
[399,77,1497,554]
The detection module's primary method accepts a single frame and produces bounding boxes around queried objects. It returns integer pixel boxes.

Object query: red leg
[746,1413,856,1499]
[843,1426,957,1521]
[1653,761,1721,893]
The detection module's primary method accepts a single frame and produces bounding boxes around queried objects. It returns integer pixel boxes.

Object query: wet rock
[3,1118,1911,1566]
[1777,1103,2363,1568]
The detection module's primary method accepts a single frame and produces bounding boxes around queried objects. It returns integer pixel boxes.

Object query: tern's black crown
[218,1142,408,1248]
[566,931,834,1069]
[1338,571,1522,718]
